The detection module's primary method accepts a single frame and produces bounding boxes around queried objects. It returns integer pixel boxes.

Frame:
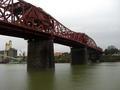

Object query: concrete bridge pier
[89,50,99,63]
[71,47,89,65]
[27,38,54,70]
[89,51,102,63]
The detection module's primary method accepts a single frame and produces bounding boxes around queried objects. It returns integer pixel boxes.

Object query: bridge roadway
[0,0,103,70]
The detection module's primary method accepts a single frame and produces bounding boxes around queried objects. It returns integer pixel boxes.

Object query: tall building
[0,40,17,63]
[7,48,17,58]
[5,40,13,51]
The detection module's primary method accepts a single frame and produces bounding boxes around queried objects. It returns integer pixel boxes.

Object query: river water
[0,63,120,90]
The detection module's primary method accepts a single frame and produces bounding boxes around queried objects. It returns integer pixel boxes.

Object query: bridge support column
[71,47,89,65]
[88,50,101,63]
[27,38,54,70]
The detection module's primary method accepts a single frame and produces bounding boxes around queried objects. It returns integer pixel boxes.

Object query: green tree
[104,45,119,55]
[54,52,71,63]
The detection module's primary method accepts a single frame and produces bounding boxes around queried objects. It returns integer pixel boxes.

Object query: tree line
[54,52,71,63]
[104,45,120,55]
[54,45,120,63]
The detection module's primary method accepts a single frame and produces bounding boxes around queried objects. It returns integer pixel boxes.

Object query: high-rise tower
[9,40,12,49]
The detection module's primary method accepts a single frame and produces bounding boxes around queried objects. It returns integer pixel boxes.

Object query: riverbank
[100,55,120,62]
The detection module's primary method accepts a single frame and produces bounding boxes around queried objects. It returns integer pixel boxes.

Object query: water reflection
[0,63,120,90]
[53,63,71,90]
[27,69,55,90]
[70,63,120,90]
[0,64,27,90]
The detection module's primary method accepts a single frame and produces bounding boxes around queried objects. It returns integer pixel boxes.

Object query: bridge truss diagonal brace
[27,38,54,70]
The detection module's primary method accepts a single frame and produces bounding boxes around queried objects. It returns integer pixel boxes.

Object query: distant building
[54,52,63,56]
[6,48,17,58]
[112,53,120,56]
[5,40,12,51]
[0,51,4,55]
[0,51,4,62]
[0,40,17,63]
[5,40,17,57]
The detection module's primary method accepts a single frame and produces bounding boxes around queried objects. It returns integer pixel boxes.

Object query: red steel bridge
[0,0,102,69]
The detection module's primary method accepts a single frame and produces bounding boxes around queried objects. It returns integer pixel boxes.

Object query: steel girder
[0,0,102,52]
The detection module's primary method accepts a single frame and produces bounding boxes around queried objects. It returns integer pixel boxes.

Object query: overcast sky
[0,0,120,53]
